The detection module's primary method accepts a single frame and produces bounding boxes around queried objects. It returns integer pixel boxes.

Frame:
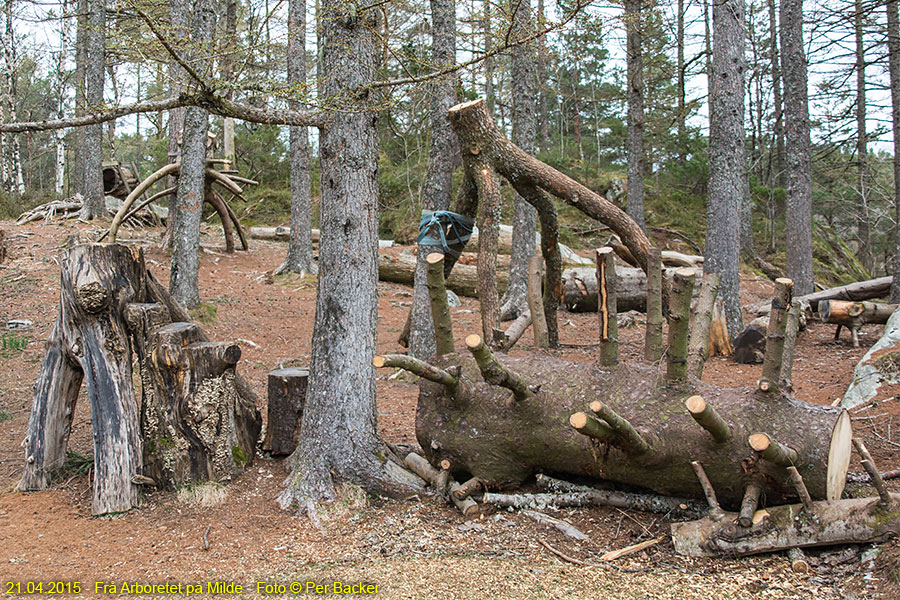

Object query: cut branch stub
[569,412,616,443]
[666,268,696,385]
[426,253,455,356]
[643,247,664,362]
[374,354,458,391]
[760,278,794,391]
[749,433,799,466]
[465,334,534,401]
[691,460,726,521]
[596,247,618,366]
[684,395,731,443]
[738,477,764,527]
[588,400,650,454]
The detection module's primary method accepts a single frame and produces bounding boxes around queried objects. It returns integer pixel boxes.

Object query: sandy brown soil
[1,219,899,599]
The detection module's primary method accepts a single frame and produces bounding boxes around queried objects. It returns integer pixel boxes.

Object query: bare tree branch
[0,93,325,133]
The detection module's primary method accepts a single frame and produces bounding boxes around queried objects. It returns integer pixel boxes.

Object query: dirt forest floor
[2,219,900,599]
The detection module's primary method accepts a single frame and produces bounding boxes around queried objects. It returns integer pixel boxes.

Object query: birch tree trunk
[72,0,86,197]
[169,0,216,308]
[624,0,645,231]
[278,2,423,507]
[276,0,317,276]
[54,0,68,198]
[499,0,538,321]
[781,0,814,295]
[409,0,458,358]
[706,0,746,338]
[889,0,900,303]
[79,0,105,219]
[2,1,24,195]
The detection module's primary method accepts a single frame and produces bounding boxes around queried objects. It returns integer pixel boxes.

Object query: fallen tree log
[563,265,686,313]
[750,275,894,315]
[379,251,508,298]
[819,299,897,347]
[18,244,260,513]
[397,257,851,508]
[671,492,900,557]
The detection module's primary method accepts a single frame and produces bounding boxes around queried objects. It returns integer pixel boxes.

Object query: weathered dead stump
[262,368,308,456]
[139,322,260,486]
[19,243,261,513]
[19,245,147,514]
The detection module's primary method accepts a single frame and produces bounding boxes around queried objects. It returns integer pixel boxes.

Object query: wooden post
[644,247,664,362]
[760,278,793,391]
[780,299,801,389]
[527,255,549,348]
[666,268,696,384]
[262,368,308,456]
[687,272,721,379]
[474,167,501,346]
[426,253,455,356]
[596,247,618,366]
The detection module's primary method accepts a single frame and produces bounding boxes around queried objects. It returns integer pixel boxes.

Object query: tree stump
[262,368,308,455]
[19,243,261,513]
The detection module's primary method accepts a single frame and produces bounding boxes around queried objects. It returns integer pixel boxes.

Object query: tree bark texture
[409,0,458,359]
[888,0,900,303]
[163,0,191,247]
[71,0,87,199]
[19,244,261,513]
[169,0,217,308]
[135,320,260,487]
[500,0,539,321]
[706,0,746,339]
[781,0,814,295]
[278,0,316,277]
[624,0,645,231]
[414,352,850,508]
[278,4,423,506]
[80,0,105,219]
[767,0,785,189]
[19,245,146,514]
[855,0,871,273]
[262,368,308,455]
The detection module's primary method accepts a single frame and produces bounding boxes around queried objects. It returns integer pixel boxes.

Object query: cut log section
[262,368,308,456]
[415,350,851,507]
[672,493,900,557]
[819,300,897,347]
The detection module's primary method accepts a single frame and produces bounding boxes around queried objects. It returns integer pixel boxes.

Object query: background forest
[1,0,896,288]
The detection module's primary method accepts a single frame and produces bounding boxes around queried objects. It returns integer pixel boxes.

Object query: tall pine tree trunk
[277,0,317,276]
[855,0,871,273]
[169,0,216,308]
[500,0,538,320]
[72,0,87,198]
[768,0,784,190]
[221,0,237,165]
[163,0,190,248]
[80,0,105,219]
[888,0,900,303]
[781,0,814,295]
[278,2,422,506]
[624,0,645,231]
[706,0,746,339]
[409,0,458,358]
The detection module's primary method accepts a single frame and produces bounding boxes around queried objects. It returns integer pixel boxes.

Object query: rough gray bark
[781,0,814,295]
[499,0,539,321]
[890,0,900,303]
[705,0,745,339]
[624,0,645,231]
[276,0,317,276]
[164,0,190,247]
[169,0,216,308]
[221,0,237,164]
[767,0,784,189]
[855,0,871,273]
[278,3,423,507]
[79,0,105,219]
[409,0,457,359]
